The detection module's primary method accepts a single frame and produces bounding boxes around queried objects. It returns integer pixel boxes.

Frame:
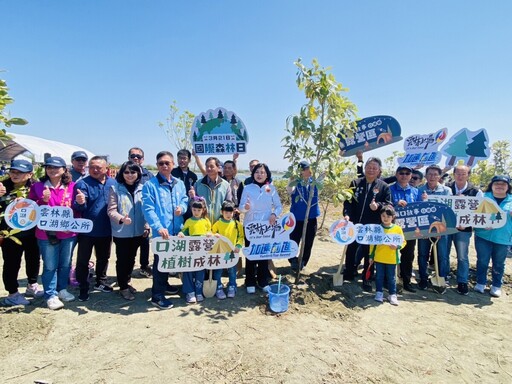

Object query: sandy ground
[1,224,511,384]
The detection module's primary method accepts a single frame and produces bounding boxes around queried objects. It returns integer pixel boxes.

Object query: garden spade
[203,269,217,298]
[429,237,446,293]
[332,245,347,287]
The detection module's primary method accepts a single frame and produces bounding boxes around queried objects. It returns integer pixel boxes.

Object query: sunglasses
[411,176,420,180]
[398,172,411,176]
[158,161,171,166]
[130,154,143,160]
[74,157,87,162]
[123,171,137,175]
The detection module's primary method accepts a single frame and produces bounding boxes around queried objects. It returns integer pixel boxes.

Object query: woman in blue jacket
[474,175,512,298]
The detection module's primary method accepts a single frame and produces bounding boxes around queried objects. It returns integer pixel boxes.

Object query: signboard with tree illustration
[441,128,490,168]
[191,107,249,155]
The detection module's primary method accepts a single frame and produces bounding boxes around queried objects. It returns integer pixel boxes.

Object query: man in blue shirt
[73,156,117,302]
[389,165,420,292]
[142,151,188,309]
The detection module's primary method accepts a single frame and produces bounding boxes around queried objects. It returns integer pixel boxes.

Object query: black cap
[491,175,511,186]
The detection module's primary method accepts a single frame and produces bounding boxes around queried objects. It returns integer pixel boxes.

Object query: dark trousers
[399,239,416,284]
[114,236,143,290]
[244,236,269,288]
[139,236,150,268]
[76,234,112,290]
[345,242,372,279]
[289,218,317,267]
[245,259,269,288]
[1,236,40,294]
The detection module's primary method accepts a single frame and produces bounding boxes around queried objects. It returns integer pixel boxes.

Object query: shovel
[333,245,347,287]
[429,237,446,293]
[203,269,217,298]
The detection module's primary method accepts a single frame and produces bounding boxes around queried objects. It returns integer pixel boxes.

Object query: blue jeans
[375,262,397,295]
[418,236,449,281]
[475,236,508,288]
[182,270,206,295]
[447,231,472,283]
[39,237,76,299]
[212,266,238,290]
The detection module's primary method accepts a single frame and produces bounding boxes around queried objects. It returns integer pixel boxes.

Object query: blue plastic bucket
[268,284,290,313]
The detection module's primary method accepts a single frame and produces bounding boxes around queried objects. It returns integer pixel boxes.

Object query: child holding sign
[369,205,406,306]
[178,197,211,304]
[212,201,244,298]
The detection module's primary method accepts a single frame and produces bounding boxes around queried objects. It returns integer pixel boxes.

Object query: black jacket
[343,177,392,224]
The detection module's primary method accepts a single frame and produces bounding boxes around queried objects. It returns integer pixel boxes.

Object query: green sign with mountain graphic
[191,107,249,155]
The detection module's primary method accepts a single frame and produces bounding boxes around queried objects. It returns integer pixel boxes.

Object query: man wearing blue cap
[70,151,88,182]
[389,165,420,292]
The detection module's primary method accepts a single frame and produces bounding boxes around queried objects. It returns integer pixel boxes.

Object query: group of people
[1,148,314,310]
[344,155,511,305]
[1,147,509,311]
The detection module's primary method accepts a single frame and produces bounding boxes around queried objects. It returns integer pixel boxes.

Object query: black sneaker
[94,283,113,293]
[362,280,373,293]
[139,266,152,278]
[78,289,90,302]
[403,283,417,293]
[457,282,469,295]
[165,284,179,295]
[418,279,428,290]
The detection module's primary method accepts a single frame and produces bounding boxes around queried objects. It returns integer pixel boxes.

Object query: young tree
[0,76,28,143]
[282,58,358,283]
[158,100,195,152]
[491,140,511,175]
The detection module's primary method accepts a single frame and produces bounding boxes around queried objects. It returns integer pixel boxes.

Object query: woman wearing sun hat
[473,175,512,298]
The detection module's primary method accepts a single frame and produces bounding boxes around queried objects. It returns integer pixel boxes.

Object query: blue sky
[2,0,511,171]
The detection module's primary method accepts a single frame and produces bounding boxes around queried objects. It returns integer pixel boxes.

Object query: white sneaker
[186,292,196,304]
[47,296,64,310]
[261,285,271,293]
[216,288,226,300]
[490,286,502,298]
[388,294,399,306]
[246,286,256,294]
[4,292,30,306]
[227,286,236,298]
[25,283,44,298]
[374,291,384,303]
[474,283,486,294]
[58,289,75,302]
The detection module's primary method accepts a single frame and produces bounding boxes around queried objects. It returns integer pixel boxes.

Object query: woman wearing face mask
[239,163,282,294]
[108,161,148,301]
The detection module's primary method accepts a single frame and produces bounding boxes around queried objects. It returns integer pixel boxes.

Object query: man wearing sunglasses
[128,147,154,278]
[70,151,89,182]
[128,147,154,184]
[390,165,420,292]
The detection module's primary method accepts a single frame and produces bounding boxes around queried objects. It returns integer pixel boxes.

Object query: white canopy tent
[0,132,95,165]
